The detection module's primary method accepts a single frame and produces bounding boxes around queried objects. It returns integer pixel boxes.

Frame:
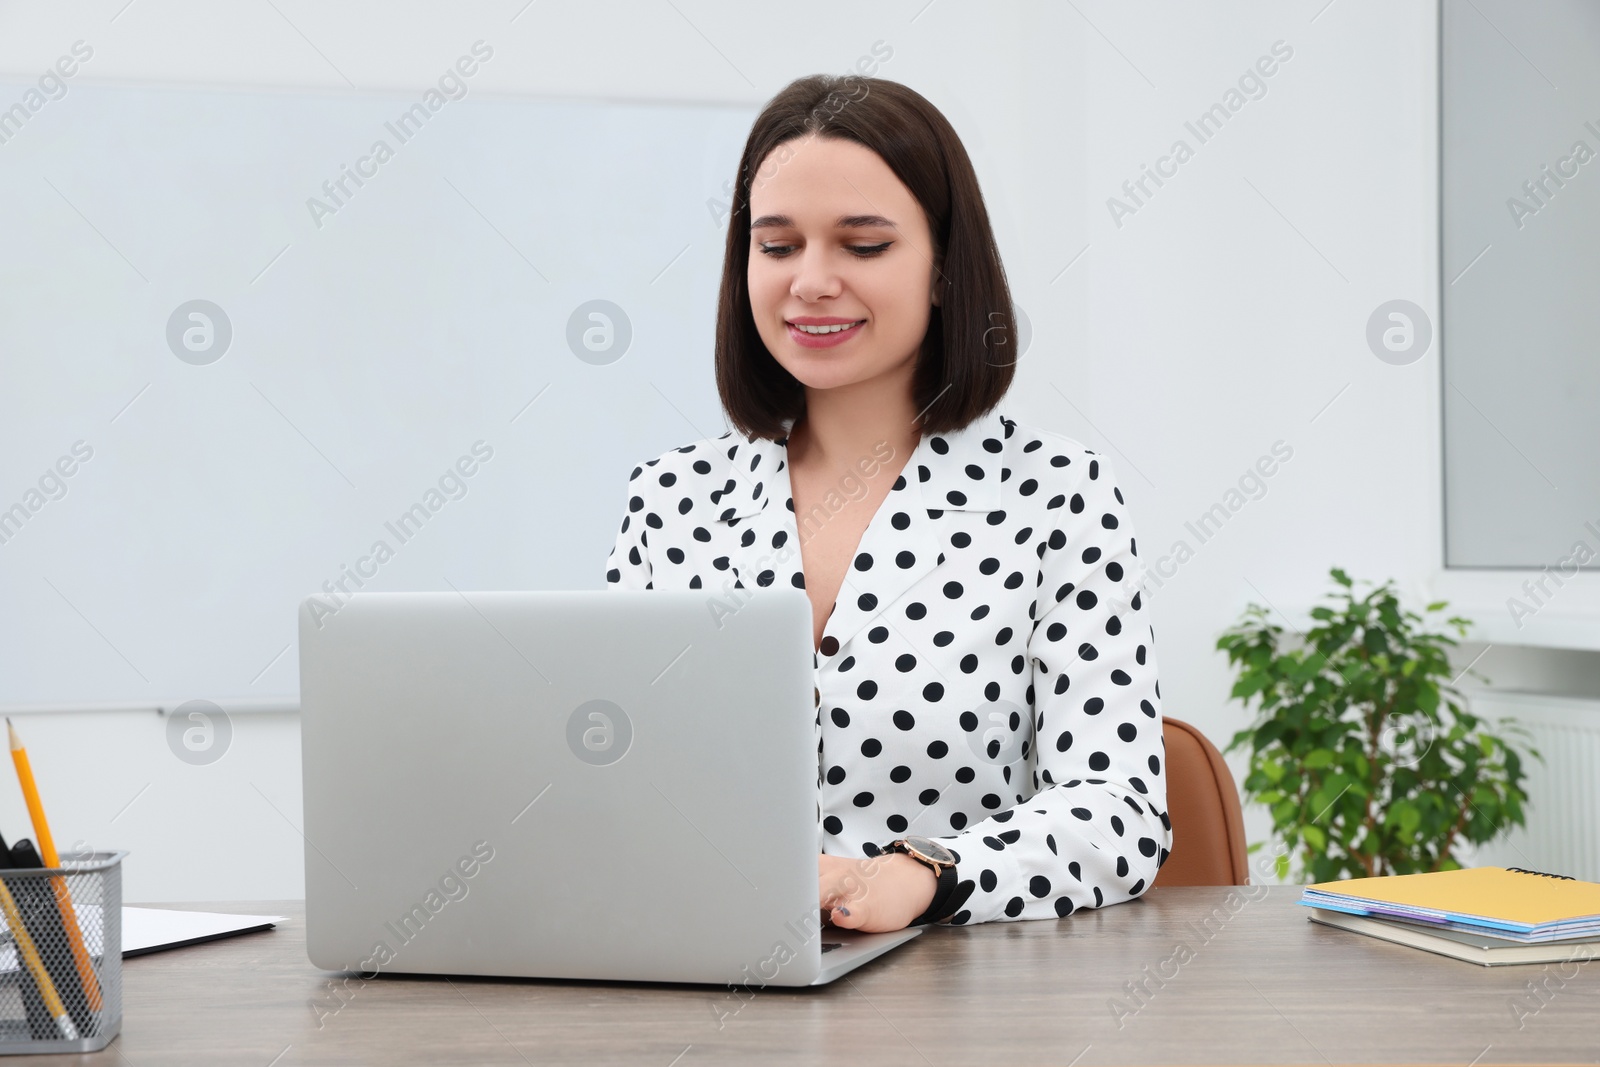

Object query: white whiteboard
[0,80,755,710]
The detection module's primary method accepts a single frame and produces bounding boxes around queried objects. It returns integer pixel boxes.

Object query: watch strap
[910,861,958,926]
[933,877,976,924]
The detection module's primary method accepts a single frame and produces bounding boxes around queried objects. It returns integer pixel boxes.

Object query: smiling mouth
[789,320,866,335]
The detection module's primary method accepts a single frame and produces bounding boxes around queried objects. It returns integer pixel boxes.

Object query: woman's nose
[790,249,843,302]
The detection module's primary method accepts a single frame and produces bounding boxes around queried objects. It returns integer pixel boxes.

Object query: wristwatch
[880,835,975,926]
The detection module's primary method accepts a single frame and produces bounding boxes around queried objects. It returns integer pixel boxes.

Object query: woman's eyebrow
[750,213,898,230]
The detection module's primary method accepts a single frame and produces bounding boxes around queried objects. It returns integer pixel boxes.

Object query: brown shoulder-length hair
[716,74,1016,441]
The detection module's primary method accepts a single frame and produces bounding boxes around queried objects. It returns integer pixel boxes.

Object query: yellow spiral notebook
[1300,866,1600,943]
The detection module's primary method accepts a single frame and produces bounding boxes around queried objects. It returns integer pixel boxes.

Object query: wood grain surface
[6,885,1596,1066]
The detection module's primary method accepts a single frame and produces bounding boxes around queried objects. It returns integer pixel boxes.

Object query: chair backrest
[1151,716,1249,887]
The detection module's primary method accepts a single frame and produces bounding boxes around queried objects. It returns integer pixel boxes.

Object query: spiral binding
[1506,866,1575,881]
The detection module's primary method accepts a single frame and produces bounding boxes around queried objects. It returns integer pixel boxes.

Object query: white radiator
[1458,689,1600,882]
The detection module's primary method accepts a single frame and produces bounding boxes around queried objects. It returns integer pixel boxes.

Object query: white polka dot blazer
[604,409,1172,925]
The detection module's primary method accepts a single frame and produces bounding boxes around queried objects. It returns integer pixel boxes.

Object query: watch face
[902,835,955,866]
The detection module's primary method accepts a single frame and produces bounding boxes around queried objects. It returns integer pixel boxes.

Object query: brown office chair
[1149,716,1249,887]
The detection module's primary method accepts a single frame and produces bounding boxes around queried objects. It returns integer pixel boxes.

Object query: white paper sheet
[121,907,285,955]
[0,904,285,968]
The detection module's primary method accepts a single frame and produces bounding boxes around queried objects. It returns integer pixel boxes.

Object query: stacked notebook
[1301,866,1600,966]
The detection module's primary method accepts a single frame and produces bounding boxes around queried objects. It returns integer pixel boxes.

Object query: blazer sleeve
[917,451,1171,925]
[603,465,654,590]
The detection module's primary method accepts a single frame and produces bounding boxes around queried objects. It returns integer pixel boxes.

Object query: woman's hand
[818,851,937,933]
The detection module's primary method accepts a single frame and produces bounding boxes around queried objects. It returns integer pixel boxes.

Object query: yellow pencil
[0,875,78,1039]
[7,719,103,1013]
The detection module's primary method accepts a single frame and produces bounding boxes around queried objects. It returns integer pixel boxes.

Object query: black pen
[0,831,59,1040]
[9,839,94,1036]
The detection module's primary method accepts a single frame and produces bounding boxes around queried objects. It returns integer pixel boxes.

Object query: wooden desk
[16,886,1598,1065]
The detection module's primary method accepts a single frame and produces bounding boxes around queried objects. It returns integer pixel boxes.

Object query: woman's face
[746,134,941,397]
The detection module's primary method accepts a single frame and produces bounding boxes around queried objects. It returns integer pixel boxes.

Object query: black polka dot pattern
[604,410,1171,924]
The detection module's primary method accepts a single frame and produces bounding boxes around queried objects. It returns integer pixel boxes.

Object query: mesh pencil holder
[0,851,124,1055]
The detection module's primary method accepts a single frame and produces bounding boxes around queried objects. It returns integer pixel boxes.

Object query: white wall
[3,0,1590,900]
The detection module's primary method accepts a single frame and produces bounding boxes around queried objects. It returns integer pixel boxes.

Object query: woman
[606,75,1170,931]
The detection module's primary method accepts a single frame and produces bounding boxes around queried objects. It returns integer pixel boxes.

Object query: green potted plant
[1217,567,1540,883]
